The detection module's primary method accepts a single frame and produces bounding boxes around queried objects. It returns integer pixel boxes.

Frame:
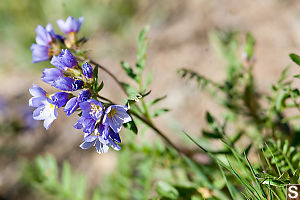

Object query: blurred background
[1,0,300,199]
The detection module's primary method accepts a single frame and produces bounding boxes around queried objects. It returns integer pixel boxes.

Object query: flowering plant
[29,16,134,154]
[26,16,300,200]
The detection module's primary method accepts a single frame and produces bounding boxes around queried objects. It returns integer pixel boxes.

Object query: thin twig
[88,59,196,157]
[89,59,128,96]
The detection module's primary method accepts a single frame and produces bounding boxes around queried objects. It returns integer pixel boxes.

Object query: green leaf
[148,95,167,106]
[144,69,153,89]
[137,26,150,72]
[121,82,140,99]
[275,91,289,111]
[61,162,72,193]
[244,33,255,60]
[121,61,138,82]
[156,181,179,200]
[243,143,252,156]
[96,81,104,93]
[74,175,86,200]
[294,74,300,79]
[289,53,300,66]
[123,117,138,134]
[202,130,223,139]
[151,108,169,117]
[93,65,99,92]
[206,112,219,132]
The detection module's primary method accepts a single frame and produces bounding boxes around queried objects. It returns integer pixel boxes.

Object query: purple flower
[64,90,91,116]
[35,25,53,46]
[31,44,49,63]
[29,85,69,129]
[50,49,77,70]
[31,24,59,63]
[46,24,65,42]
[72,80,84,91]
[102,105,132,133]
[51,92,70,107]
[80,123,121,154]
[82,62,93,79]
[41,68,63,84]
[52,77,74,91]
[57,16,84,34]
[52,77,84,91]
[74,99,103,133]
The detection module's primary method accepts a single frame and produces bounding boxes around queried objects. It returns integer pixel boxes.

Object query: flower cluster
[29,16,132,154]
[30,16,83,63]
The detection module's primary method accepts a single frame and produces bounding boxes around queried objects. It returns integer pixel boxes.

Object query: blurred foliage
[22,154,87,200]
[177,30,300,199]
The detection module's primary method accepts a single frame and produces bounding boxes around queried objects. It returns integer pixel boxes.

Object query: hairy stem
[89,59,128,96]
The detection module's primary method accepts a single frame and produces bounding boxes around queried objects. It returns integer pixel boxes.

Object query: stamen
[108,108,117,118]
[90,103,101,115]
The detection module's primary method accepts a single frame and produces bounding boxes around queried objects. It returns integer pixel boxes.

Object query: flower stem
[88,59,186,155]
[89,59,128,96]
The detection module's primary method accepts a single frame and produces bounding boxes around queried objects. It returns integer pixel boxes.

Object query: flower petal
[31,44,49,63]
[52,77,74,91]
[29,84,47,97]
[94,140,109,154]
[80,141,95,149]
[64,97,79,116]
[41,68,63,84]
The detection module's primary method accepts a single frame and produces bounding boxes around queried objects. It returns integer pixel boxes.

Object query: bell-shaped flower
[35,25,54,46]
[41,68,63,84]
[31,24,60,63]
[82,62,93,79]
[64,90,91,116]
[29,85,69,129]
[31,44,50,63]
[57,16,84,34]
[102,105,132,133]
[80,123,121,154]
[50,49,77,70]
[74,99,103,134]
[52,77,84,91]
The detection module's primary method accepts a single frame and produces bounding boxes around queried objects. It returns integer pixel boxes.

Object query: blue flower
[102,105,132,133]
[52,77,84,91]
[82,62,93,79]
[29,85,69,129]
[57,16,84,34]
[50,49,78,70]
[31,44,49,63]
[64,90,91,116]
[41,68,63,84]
[72,80,84,91]
[52,77,74,91]
[74,99,103,133]
[45,24,64,41]
[31,24,60,63]
[80,123,121,154]
[35,25,54,46]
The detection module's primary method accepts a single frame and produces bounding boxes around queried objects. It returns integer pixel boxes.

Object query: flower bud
[82,62,93,79]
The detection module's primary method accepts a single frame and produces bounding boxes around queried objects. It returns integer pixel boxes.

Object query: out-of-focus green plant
[22,154,88,200]
[177,31,300,199]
